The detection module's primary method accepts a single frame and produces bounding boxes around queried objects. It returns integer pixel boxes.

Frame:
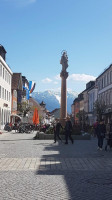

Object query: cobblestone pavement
[0,131,112,200]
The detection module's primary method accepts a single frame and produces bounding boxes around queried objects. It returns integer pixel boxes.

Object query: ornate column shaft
[60,71,68,120]
[60,51,69,125]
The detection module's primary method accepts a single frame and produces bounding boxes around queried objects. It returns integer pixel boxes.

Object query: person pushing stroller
[105,120,112,151]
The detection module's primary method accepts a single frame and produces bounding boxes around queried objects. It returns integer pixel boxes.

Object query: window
[98,81,100,90]
[9,92,10,102]
[2,88,4,99]
[9,74,10,85]
[0,65,1,76]
[5,89,6,100]
[7,72,9,82]
[103,77,104,88]
[7,91,8,101]
[108,71,110,84]
[108,92,110,105]
[7,73,9,83]
[101,78,103,89]
[107,72,109,85]
[5,70,6,81]
[2,109,3,125]
[110,71,112,83]
[104,75,106,87]
[0,86,1,98]
[110,90,112,104]
[3,68,4,79]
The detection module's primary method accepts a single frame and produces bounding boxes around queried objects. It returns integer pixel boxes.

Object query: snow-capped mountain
[31,90,78,113]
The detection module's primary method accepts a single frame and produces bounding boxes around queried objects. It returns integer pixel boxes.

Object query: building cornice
[98,84,112,94]
[96,64,112,80]
[0,55,13,75]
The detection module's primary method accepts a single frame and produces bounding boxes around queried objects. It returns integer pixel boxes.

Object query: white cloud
[53,81,58,85]
[41,78,52,83]
[68,73,96,82]
[55,74,61,80]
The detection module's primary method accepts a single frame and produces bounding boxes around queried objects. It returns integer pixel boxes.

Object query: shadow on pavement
[35,142,81,199]
[35,139,112,199]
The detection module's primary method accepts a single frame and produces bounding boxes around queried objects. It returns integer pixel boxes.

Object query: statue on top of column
[60,51,68,72]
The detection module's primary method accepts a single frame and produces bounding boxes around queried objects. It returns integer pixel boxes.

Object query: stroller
[108,132,112,148]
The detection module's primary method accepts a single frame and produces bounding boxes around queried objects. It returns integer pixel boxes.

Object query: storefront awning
[10,114,22,119]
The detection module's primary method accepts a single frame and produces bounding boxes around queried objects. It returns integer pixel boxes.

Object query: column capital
[60,71,68,79]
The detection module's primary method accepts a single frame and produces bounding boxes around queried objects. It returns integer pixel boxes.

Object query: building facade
[74,98,80,124]
[96,64,112,122]
[88,85,98,125]
[0,45,13,129]
[71,93,84,124]
[11,73,23,115]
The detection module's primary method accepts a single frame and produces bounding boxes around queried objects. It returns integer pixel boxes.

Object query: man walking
[54,119,63,143]
[65,117,73,144]
[97,120,106,150]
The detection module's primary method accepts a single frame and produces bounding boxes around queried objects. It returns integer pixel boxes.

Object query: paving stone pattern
[0,131,112,200]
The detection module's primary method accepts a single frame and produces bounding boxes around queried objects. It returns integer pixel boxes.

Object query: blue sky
[0,0,112,93]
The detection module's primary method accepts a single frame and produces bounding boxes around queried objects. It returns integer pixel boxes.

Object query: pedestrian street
[0,132,112,200]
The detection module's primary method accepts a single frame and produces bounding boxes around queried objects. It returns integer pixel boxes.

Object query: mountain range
[31,90,77,113]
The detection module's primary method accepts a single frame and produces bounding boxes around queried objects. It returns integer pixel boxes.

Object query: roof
[96,64,112,79]
[0,45,7,53]
[40,101,46,106]
[12,73,23,90]
[29,97,41,108]
[22,76,29,86]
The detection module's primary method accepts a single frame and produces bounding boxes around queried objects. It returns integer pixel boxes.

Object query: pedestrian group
[53,117,74,144]
[94,119,112,151]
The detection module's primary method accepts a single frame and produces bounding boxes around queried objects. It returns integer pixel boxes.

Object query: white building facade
[96,64,112,122]
[0,47,13,130]
[88,86,98,125]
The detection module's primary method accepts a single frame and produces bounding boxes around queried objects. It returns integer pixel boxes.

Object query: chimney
[0,45,7,61]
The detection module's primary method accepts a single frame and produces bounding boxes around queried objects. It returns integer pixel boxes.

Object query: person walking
[93,119,98,137]
[65,117,73,144]
[54,119,63,143]
[97,120,106,150]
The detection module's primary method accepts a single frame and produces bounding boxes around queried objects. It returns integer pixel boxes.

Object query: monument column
[60,51,69,125]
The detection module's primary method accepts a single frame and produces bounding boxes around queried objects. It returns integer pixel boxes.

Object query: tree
[76,110,87,130]
[17,102,30,117]
[93,99,106,121]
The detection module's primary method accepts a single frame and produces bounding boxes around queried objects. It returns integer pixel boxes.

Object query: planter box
[39,132,45,139]
[38,132,91,140]
[44,134,54,140]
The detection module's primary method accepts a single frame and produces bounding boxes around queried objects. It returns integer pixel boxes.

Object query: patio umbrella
[33,108,39,125]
